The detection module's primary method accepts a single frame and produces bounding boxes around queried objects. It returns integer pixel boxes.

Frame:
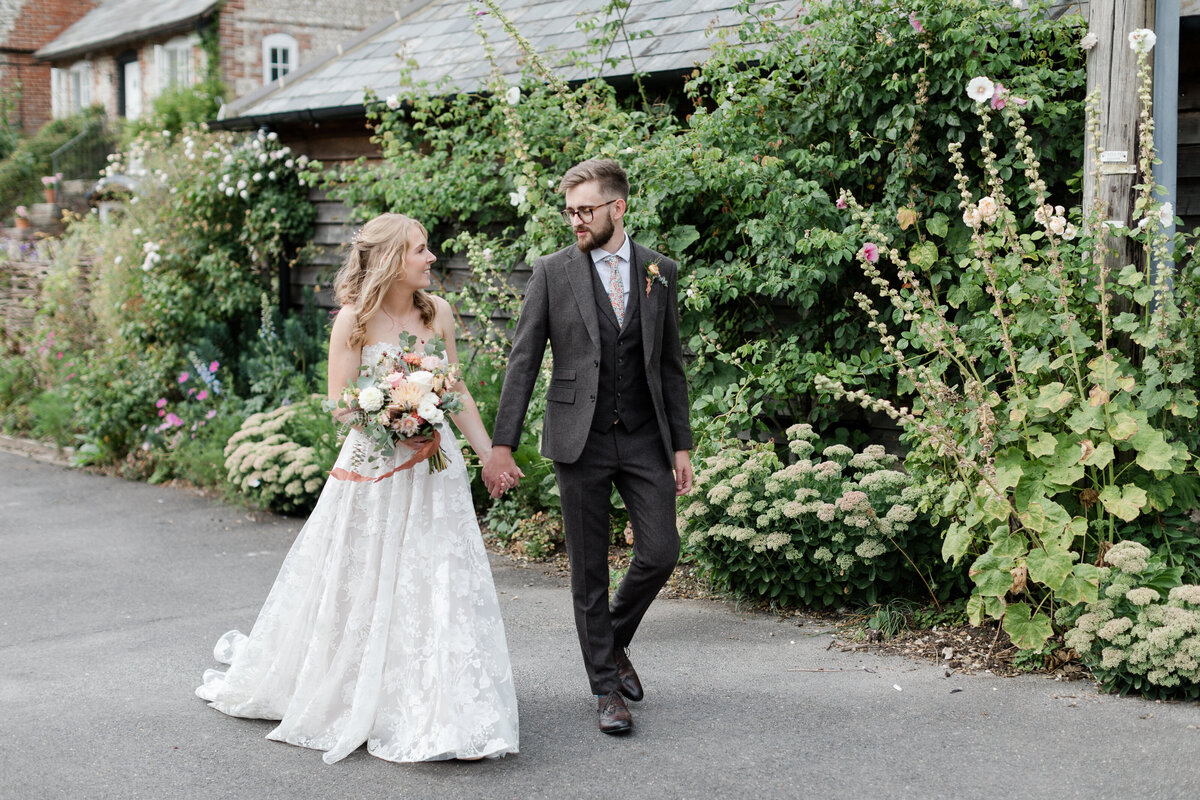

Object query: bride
[196,212,520,764]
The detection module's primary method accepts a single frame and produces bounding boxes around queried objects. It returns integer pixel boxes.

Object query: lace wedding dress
[196,342,519,764]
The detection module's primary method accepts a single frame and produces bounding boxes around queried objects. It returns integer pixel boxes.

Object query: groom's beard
[574,211,615,253]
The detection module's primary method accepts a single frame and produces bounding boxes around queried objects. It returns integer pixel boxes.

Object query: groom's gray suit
[492,238,692,695]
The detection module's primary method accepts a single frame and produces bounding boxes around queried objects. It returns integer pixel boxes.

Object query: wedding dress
[196,342,519,764]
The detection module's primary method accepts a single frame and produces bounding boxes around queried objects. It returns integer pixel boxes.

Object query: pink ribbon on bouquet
[329,431,442,483]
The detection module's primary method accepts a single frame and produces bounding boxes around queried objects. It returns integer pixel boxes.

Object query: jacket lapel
[633,241,659,363]
[565,247,601,348]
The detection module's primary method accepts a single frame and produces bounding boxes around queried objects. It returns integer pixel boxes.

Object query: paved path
[1,449,1198,799]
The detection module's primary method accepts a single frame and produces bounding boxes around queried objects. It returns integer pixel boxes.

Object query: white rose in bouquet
[406,370,436,392]
[418,398,445,424]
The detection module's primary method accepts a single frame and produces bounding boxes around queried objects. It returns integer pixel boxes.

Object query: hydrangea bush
[1059,541,1200,699]
[224,396,339,514]
[681,424,950,607]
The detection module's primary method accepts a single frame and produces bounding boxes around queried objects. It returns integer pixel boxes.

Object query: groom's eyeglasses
[559,199,618,224]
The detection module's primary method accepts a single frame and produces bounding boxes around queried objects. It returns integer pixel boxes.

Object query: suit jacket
[492,238,693,465]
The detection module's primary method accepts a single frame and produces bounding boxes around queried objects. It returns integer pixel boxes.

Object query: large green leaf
[1087,355,1120,390]
[1002,602,1054,650]
[908,240,939,269]
[1056,563,1101,605]
[969,551,1014,597]
[1108,412,1138,441]
[1130,425,1174,472]
[1027,432,1057,458]
[942,521,972,565]
[1066,404,1103,434]
[1026,546,1073,591]
[1098,484,1148,522]
[1080,441,1115,469]
[1034,382,1073,413]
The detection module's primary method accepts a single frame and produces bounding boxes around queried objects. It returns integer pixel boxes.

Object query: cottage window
[51,62,93,118]
[155,36,197,93]
[262,33,298,83]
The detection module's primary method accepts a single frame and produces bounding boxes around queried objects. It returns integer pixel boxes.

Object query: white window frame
[50,67,68,118]
[154,35,197,95]
[261,33,298,84]
[69,61,92,112]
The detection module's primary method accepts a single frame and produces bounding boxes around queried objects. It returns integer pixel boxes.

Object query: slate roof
[219,0,802,124]
[35,0,218,61]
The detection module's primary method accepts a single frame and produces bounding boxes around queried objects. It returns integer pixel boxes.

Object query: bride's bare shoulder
[329,305,360,346]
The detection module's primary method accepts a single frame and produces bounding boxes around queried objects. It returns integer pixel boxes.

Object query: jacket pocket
[551,368,577,381]
[547,385,576,404]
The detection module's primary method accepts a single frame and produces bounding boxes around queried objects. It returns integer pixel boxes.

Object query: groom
[484,158,693,735]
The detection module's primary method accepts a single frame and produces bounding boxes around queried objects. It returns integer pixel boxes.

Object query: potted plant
[41,174,61,204]
[14,205,31,229]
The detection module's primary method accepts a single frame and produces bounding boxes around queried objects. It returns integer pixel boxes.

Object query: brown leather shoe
[597,690,633,734]
[614,648,644,702]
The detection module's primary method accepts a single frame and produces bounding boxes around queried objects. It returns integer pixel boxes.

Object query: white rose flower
[417,398,444,423]
[1080,32,1099,51]
[505,85,521,106]
[358,386,385,412]
[385,94,400,110]
[966,76,995,104]
[420,355,441,371]
[406,370,436,392]
[1128,28,1156,54]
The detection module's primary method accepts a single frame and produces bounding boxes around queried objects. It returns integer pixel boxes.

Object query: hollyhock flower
[1159,202,1175,227]
[178,372,190,383]
[1048,216,1067,236]
[990,83,1008,110]
[977,196,999,224]
[835,197,847,210]
[165,412,184,427]
[156,398,168,409]
[197,390,209,401]
[860,242,880,263]
[1128,28,1156,54]
[209,360,219,373]
[908,13,924,33]
[1062,223,1078,241]
[385,94,400,110]
[962,206,982,228]
[966,76,995,104]
[505,86,521,106]
[1080,31,1099,51]
[205,409,218,419]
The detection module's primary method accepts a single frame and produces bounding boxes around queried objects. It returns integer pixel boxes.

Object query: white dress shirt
[590,233,631,314]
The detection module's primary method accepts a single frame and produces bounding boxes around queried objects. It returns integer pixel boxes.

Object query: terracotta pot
[44,188,57,204]
[16,217,31,229]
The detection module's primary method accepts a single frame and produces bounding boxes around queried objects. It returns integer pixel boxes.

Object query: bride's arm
[435,297,492,463]
[328,306,362,423]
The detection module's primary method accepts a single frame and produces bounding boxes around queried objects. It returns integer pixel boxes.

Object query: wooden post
[1083,0,1154,270]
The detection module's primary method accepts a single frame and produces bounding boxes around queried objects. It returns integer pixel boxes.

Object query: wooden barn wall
[1180,15,1200,234]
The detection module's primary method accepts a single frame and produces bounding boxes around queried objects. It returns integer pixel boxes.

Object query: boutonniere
[645,261,668,296]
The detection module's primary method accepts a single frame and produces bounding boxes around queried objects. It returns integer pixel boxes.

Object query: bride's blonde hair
[332,212,437,348]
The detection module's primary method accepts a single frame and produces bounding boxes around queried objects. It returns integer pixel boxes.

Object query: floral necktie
[603,254,624,326]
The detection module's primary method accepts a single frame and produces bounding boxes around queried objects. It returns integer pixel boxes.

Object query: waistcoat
[589,264,655,433]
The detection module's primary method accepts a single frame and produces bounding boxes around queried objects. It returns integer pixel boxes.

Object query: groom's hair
[558,158,629,200]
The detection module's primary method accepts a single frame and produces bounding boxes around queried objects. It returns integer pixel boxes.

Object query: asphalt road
[2,449,1199,800]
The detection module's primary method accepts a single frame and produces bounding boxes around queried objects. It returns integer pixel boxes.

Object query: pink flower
[209,360,219,372]
[158,410,166,417]
[836,197,847,210]
[990,83,1008,110]
[178,372,190,383]
[205,409,217,419]
[166,413,183,427]
[197,390,209,401]
[860,242,880,263]
[188,388,196,395]
[909,13,925,33]
[56,352,63,359]
[156,398,167,409]
[385,371,406,388]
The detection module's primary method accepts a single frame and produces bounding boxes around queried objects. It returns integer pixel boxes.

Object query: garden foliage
[682,423,953,607]
[818,31,1200,655]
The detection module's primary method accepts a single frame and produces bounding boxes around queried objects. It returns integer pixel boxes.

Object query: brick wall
[0,0,97,134]
[218,0,395,101]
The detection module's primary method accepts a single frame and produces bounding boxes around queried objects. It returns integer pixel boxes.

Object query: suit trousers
[554,420,680,695]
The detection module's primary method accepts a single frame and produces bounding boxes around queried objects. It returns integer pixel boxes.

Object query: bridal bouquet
[326,333,463,479]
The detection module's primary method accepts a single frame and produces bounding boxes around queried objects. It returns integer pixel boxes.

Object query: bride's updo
[332,212,437,348]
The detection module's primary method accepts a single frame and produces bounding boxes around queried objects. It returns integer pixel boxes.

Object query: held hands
[482,446,525,499]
